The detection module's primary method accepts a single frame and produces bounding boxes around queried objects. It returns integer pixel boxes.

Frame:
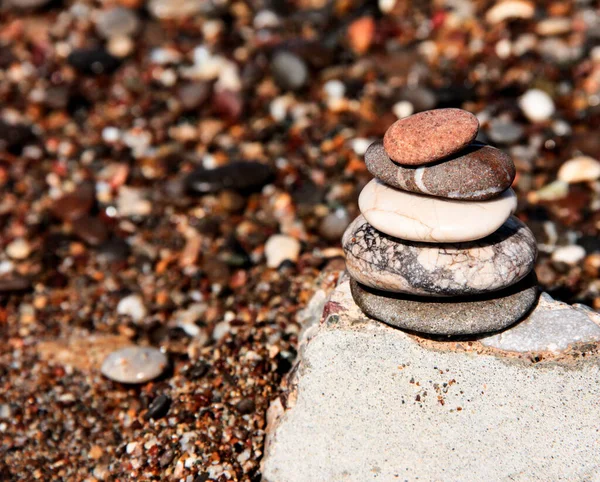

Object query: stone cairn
[342,108,539,336]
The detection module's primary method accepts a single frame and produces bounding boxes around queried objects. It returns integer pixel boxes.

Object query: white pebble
[350,138,374,156]
[519,89,555,122]
[323,80,345,100]
[6,239,31,260]
[486,0,534,24]
[378,0,396,13]
[117,294,148,323]
[254,10,280,29]
[557,156,600,184]
[495,39,512,59]
[264,234,301,268]
[101,346,167,384]
[552,245,586,266]
[102,127,121,143]
[392,100,414,119]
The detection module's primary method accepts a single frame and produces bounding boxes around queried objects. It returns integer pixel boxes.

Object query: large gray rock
[262,276,600,482]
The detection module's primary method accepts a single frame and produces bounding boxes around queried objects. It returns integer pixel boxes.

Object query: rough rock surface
[481,292,600,352]
[365,140,515,201]
[342,215,537,296]
[262,277,600,482]
[383,108,479,166]
[350,273,539,335]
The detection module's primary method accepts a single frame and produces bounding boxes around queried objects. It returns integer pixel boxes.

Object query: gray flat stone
[365,140,515,201]
[262,278,600,482]
[350,273,539,335]
[481,292,600,352]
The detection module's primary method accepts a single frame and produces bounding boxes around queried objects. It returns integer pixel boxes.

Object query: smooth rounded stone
[557,156,600,184]
[101,347,167,384]
[71,215,109,246]
[95,7,139,39]
[319,208,352,241]
[383,108,479,166]
[6,0,50,8]
[51,183,95,221]
[358,179,517,243]
[342,215,537,297]
[264,234,301,268]
[365,141,515,201]
[519,89,555,123]
[350,274,539,336]
[185,162,274,194]
[487,119,524,144]
[177,82,211,110]
[271,51,308,91]
[67,48,121,75]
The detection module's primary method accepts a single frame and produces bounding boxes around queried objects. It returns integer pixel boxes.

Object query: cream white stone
[557,156,600,184]
[358,179,517,243]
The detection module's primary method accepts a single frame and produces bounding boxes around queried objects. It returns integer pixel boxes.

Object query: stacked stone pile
[342,108,539,335]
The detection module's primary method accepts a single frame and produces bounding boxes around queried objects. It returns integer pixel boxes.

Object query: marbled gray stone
[481,292,600,352]
[365,140,515,201]
[101,346,167,384]
[350,273,539,335]
[342,214,537,296]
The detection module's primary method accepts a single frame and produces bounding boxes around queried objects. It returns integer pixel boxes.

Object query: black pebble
[186,361,210,379]
[235,398,256,414]
[67,48,121,75]
[145,394,171,420]
[185,162,274,195]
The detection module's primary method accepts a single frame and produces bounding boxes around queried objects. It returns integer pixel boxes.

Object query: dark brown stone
[383,108,479,166]
[365,141,515,201]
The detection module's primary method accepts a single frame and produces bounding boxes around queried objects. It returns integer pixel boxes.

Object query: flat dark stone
[350,273,539,336]
[0,276,32,293]
[185,162,274,195]
[365,141,515,201]
[71,215,109,246]
[67,48,121,75]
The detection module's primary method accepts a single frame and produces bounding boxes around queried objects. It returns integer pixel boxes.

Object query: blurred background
[1,0,599,480]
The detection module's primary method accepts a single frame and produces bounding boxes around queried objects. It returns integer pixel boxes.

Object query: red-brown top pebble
[383,108,479,166]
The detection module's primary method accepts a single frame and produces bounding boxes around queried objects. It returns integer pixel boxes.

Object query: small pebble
[95,7,139,39]
[101,346,167,384]
[487,119,524,144]
[392,101,414,119]
[107,36,135,58]
[186,162,274,195]
[72,216,109,246]
[319,208,351,241]
[519,89,555,123]
[0,276,31,293]
[235,398,256,415]
[264,234,301,268]
[271,51,308,91]
[145,394,171,420]
[148,0,203,19]
[6,239,31,260]
[552,245,586,266]
[6,0,50,8]
[178,82,210,111]
[117,294,148,323]
[557,156,600,184]
[67,48,121,75]
[485,0,534,24]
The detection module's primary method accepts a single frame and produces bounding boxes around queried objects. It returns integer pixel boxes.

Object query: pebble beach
[1,0,600,480]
